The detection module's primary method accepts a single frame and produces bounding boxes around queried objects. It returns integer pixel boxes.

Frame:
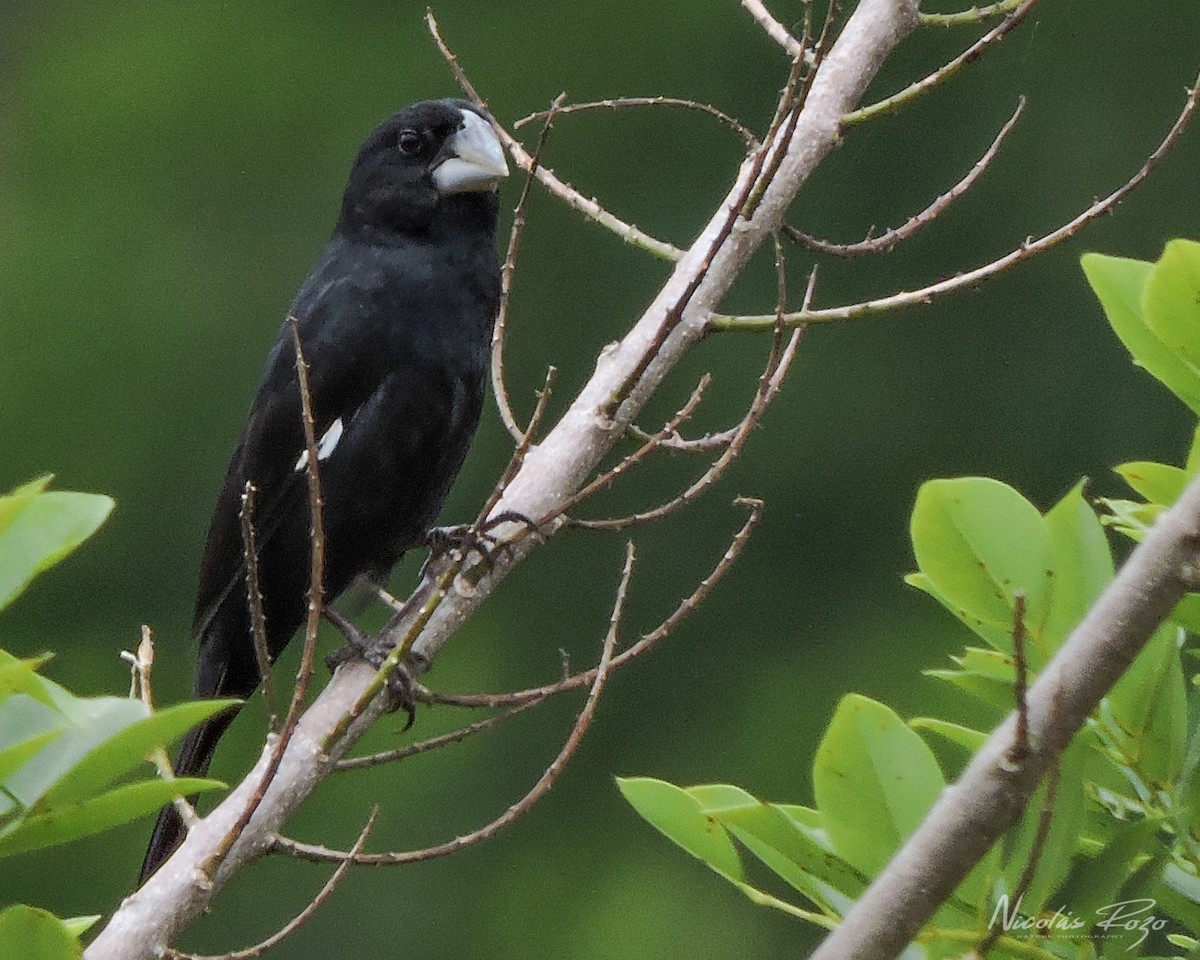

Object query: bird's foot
[323,608,418,729]
[422,511,541,568]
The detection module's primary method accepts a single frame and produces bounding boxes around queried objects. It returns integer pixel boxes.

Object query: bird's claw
[323,609,420,728]
[422,511,541,569]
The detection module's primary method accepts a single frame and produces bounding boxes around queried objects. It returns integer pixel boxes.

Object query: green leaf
[0,728,66,784]
[812,695,944,877]
[925,647,1016,710]
[0,477,53,534]
[1152,865,1200,941]
[58,916,100,938]
[1099,496,1163,542]
[0,653,58,709]
[0,776,222,858]
[905,572,1014,652]
[1184,423,1200,479]
[0,482,114,611]
[42,698,236,806]
[1169,593,1200,634]
[0,695,149,809]
[1099,847,1171,959]
[1107,625,1187,786]
[685,783,759,813]
[1082,251,1200,413]
[909,717,987,754]
[0,904,82,960]
[1144,239,1200,378]
[1115,461,1189,505]
[910,478,1052,661]
[618,777,745,882]
[716,801,866,917]
[1043,481,1114,648]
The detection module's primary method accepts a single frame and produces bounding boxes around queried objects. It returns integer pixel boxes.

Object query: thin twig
[334,700,539,771]
[602,13,818,425]
[1008,591,1030,767]
[548,374,712,522]
[474,365,557,530]
[787,98,1024,256]
[202,318,327,877]
[920,0,1025,27]
[711,67,1200,332]
[426,12,684,261]
[274,544,634,865]
[973,764,1060,959]
[516,97,759,148]
[577,264,811,531]
[167,808,377,960]
[239,482,279,732]
[847,0,1038,125]
[744,9,825,220]
[123,627,199,829]
[742,0,804,59]
[426,498,763,710]
[494,95,564,443]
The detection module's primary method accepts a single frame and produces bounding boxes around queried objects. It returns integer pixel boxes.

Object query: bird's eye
[397,130,422,156]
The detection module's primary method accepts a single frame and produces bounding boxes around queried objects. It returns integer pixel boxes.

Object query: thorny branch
[239,483,279,732]
[199,319,327,878]
[165,808,377,960]
[424,498,763,711]
[711,67,1200,331]
[272,543,632,866]
[786,98,1024,257]
[575,261,811,530]
[493,95,565,443]
[516,96,759,147]
[847,0,1039,125]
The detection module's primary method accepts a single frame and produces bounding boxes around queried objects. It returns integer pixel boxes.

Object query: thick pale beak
[432,109,509,195]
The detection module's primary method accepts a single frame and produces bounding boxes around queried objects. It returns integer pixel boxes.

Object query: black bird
[140,99,508,882]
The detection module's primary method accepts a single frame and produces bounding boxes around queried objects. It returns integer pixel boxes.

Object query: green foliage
[0,478,230,944]
[0,476,113,613]
[622,241,1200,959]
[0,905,86,960]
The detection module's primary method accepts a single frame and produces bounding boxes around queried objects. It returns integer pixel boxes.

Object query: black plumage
[140,99,508,882]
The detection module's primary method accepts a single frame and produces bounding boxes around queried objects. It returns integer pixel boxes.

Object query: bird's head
[336,99,509,241]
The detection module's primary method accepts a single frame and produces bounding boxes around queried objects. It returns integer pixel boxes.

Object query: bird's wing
[190,266,395,639]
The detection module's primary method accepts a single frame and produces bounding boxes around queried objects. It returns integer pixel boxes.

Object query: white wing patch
[294,417,344,472]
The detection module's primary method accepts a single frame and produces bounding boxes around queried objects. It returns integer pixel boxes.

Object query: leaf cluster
[623,240,1200,959]
[0,477,230,958]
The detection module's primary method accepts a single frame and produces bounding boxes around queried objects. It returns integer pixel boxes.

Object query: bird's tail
[138,707,239,884]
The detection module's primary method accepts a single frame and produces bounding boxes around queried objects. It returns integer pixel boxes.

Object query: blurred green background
[2,1,1199,957]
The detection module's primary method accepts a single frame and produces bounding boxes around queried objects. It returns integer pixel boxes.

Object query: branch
[848,0,1038,124]
[711,65,1200,331]
[84,4,924,956]
[808,470,1200,960]
[786,98,1023,256]
[199,318,327,878]
[919,0,1026,27]
[123,627,198,829]
[165,808,377,960]
[238,483,278,731]
[575,259,809,530]
[427,498,763,710]
[515,97,758,147]
[493,96,563,442]
[741,0,804,59]
[424,13,684,262]
[274,543,631,865]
